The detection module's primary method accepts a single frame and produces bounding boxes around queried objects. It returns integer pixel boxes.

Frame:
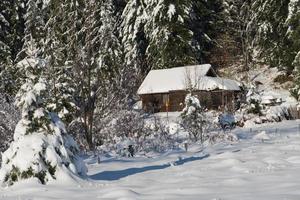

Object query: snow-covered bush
[218,113,236,130]
[181,94,206,142]
[0,57,86,186]
[208,132,238,144]
[290,85,300,101]
[265,105,292,122]
[112,110,151,140]
[95,111,180,155]
[140,116,179,153]
[91,110,146,153]
[245,85,263,115]
[102,110,173,154]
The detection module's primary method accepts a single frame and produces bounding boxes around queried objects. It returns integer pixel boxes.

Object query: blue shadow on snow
[90,154,209,181]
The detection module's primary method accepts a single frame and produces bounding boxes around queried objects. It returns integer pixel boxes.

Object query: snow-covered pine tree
[181,93,205,142]
[190,0,225,65]
[96,0,135,104]
[92,0,132,146]
[70,0,107,150]
[249,0,293,72]
[17,0,47,61]
[82,0,138,149]
[0,0,12,70]
[209,0,251,69]
[120,0,149,78]
[145,0,197,69]
[291,52,300,100]
[281,0,300,75]
[43,0,77,125]
[0,42,86,186]
[0,0,14,95]
[11,0,49,100]
[0,0,27,96]
[287,0,300,99]
[59,0,84,64]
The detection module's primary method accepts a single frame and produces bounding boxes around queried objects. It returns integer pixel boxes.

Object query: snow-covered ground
[1,120,300,200]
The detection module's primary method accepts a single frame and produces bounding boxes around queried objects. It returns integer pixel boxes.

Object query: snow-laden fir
[0,53,86,185]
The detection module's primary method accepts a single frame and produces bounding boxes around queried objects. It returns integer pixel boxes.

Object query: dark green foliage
[0,0,27,96]
[3,165,39,185]
[21,167,34,179]
[10,165,20,183]
[249,0,299,73]
[35,171,47,184]
[3,153,57,185]
[48,165,56,177]
[190,0,224,64]
[26,110,52,135]
[4,174,9,182]
[0,0,27,62]
[122,0,225,73]
[146,0,198,69]
[247,99,263,116]
[45,161,56,177]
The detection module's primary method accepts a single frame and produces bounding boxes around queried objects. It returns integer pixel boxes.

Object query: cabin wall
[141,90,240,113]
[169,91,187,111]
[141,92,186,112]
[192,90,236,110]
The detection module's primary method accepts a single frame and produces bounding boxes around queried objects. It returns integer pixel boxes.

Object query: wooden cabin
[137,64,242,113]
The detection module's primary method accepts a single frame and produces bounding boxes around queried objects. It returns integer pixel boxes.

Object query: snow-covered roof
[138,64,241,95]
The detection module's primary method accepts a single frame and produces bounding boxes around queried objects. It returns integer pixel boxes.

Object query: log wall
[141,90,240,113]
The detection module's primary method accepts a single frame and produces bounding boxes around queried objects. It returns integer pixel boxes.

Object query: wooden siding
[140,90,240,113]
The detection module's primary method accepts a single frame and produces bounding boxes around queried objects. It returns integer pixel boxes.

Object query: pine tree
[14,43,51,134]
[0,0,27,95]
[0,0,12,68]
[68,0,119,150]
[120,0,149,77]
[0,42,86,185]
[287,0,300,69]
[13,0,48,97]
[181,93,205,142]
[145,0,197,69]
[17,0,47,60]
[96,0,130,104]
[250,0,293,72]
[43,0,77,124]
[288,0,300,99]
[190,0,225,65]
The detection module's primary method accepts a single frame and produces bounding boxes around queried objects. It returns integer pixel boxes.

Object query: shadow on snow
[90,154,209,181]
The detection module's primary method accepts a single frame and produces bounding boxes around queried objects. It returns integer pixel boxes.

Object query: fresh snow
[253,131,271,141]
[138,64,240,95]
[0,111,87,186]
[167,4,176,21]
[1,120,300,199]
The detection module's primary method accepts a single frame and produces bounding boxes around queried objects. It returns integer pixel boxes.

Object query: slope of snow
[1,120,300,199]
